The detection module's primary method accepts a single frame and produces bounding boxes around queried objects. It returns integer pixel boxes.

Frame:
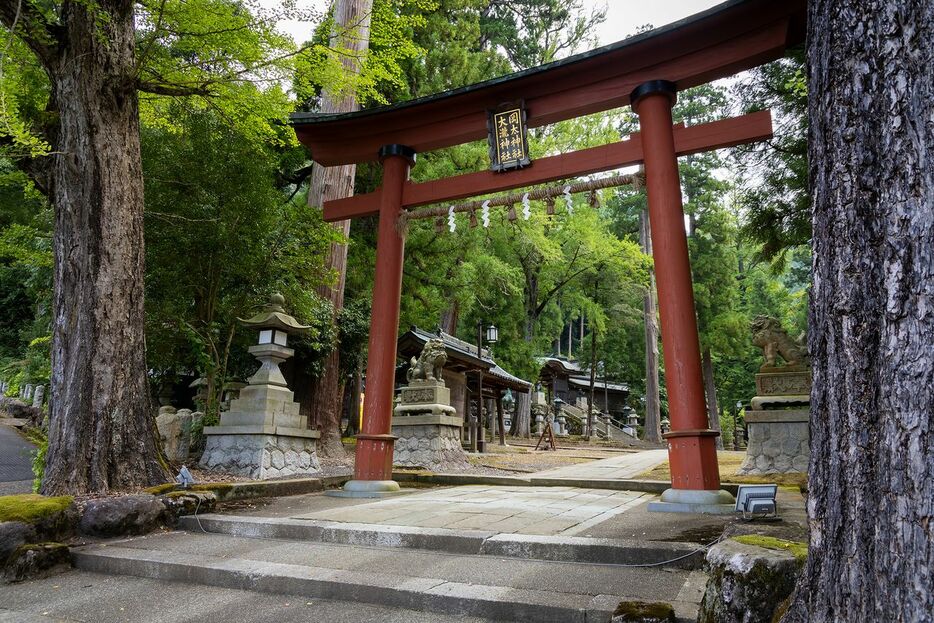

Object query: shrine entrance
[291,0,806,507]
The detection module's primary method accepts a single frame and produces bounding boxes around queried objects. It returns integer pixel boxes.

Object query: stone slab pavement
[529,447,668,480]
[294,485,652,537]
[0,423,35,493]
[0,569,501,623]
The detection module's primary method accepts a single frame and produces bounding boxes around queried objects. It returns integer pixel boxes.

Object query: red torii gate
[292,0,806,504]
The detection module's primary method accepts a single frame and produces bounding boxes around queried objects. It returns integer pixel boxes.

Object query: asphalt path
[0,423,35,494]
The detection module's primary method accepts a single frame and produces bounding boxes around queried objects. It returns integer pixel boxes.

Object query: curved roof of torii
[291,0,806,166]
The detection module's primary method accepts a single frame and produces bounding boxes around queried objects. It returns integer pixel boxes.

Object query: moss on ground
[734,535,808,563]
[612,600,676,622]
[0,494,74,524]
[637,452,808,488]
[143,483,178,495]
[190,483,234,493]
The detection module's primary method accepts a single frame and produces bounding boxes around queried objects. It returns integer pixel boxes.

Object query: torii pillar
[339,144,415,496]
[631,80,733,511]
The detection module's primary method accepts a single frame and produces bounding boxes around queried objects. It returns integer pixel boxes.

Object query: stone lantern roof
[238,293,311,335]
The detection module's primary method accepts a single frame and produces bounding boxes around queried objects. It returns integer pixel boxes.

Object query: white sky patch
[264,0,725,48]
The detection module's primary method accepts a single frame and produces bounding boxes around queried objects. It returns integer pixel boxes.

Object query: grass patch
[734,535,808,563]
[637,451,807,488]
[0,494,73,524]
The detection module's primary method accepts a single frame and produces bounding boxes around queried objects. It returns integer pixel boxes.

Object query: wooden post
[345,145,414,494]
[631,81,724,497]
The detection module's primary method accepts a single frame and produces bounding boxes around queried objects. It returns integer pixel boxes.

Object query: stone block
[698,538,804,623]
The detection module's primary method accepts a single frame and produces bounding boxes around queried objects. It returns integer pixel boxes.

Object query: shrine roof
[399,327,532,391]
[290,0,805,166]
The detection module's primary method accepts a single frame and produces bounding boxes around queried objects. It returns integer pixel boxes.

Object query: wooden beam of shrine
[322,110,772,222]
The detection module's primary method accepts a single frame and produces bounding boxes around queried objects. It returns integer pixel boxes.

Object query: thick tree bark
[640,210,662,443]
[509,390,531,438]
[302,0,374,457]
[784,1,934,620]
[702,347,723,449]
[37,0,169,494]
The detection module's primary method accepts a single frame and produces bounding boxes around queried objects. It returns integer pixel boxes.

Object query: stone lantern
[201,293,321,479]
[660,416,671,435]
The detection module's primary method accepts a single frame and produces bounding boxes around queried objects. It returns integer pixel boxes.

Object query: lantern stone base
[201,429,320,479]
[736,409,809,475]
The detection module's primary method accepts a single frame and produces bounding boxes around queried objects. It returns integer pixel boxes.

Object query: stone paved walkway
[530,448,668,480]
[295,485,651,536]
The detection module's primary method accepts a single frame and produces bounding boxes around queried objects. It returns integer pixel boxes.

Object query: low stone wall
[737,410,809,474]
[392,415,468,472]
[201,434,320,479]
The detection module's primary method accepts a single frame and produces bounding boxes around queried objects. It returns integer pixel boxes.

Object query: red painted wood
[323,110,772,222]
[352,153,410,482]
[635,89,720,491]
[295,0,804,166]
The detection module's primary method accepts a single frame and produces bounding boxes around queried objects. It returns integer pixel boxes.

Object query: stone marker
[392,338,469,472]
[738,316,811,475]
[31,385,45,409]
[156,407,193,462]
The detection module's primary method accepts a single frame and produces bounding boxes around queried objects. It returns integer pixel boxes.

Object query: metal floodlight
[735,484,778,518]
[175,465,196,488]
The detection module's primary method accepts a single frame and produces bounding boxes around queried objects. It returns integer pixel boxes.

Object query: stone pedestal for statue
[201,342,319,479]
[737,368,811,475]
[392,379,468,472]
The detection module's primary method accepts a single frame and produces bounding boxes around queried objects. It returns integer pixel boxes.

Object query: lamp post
[474,322,498,453]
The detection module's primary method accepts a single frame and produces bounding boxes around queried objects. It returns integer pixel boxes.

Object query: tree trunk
[496,393,506,445]
[303,0,374,457]
[640,210,662,443]
[509,390,531,438]
[40,0,169,494]
[784,2,934,620]
[701,347,723,450]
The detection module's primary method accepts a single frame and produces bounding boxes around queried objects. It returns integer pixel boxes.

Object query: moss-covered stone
[143,483,178,495]
[3,542,71,583]
[190,483,234,493]
[698,538,802,623]
[0,494,74,524]
[734,535,808,564]
[611,600,676,622]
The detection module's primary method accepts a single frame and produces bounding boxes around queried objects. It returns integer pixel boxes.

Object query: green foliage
[31,434,47,493]
[733,48,809,264]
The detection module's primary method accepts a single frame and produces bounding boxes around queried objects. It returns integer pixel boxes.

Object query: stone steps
[73,530,705,623]
[177,513,706,568]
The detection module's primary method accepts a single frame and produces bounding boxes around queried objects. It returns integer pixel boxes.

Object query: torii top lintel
[291,0,806,168]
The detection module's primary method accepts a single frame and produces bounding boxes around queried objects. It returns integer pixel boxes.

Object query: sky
[272,0,726,49]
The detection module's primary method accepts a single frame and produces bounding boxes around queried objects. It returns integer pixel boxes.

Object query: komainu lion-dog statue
[751,315,809,371]
[407,338,447,382]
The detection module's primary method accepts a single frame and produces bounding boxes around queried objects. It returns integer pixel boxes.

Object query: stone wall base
[200,434,320,479]
[737,410,809,475]
[392,422,468,472]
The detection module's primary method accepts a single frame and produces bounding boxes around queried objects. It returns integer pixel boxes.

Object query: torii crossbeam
[292,0,807,506]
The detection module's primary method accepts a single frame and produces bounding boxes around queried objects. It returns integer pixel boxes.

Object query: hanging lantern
[507,204,518,222]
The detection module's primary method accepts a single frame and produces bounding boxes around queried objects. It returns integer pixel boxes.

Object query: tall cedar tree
[0,0,170,493]
[784,1,934,620]
[303,0,374,457]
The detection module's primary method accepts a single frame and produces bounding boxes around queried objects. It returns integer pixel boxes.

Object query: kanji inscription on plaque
[488,102,531,172]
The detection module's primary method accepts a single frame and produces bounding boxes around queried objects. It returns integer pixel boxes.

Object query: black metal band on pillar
[629,80,678,112]
[378,144,417,165]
